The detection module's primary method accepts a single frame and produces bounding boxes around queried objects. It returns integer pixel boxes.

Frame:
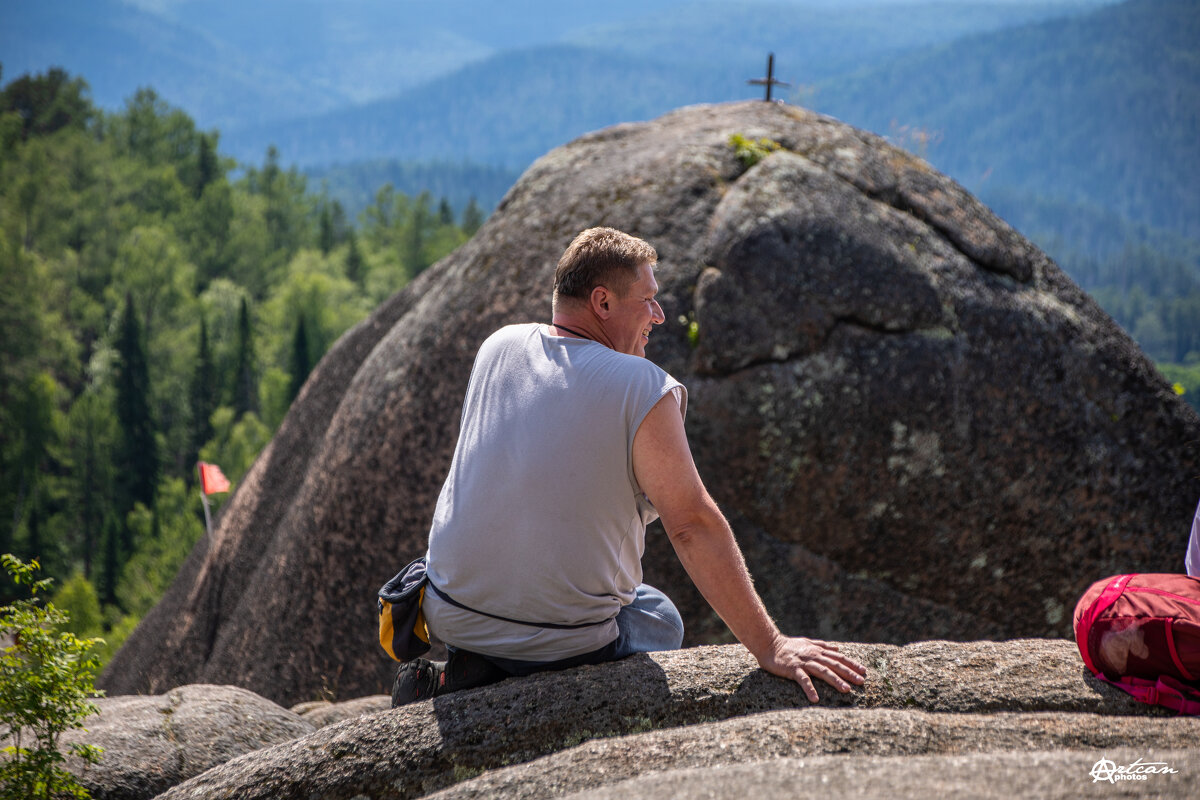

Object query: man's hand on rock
[757,635,867,703]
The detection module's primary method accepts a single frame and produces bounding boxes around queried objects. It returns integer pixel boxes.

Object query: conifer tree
[462,196,484,236]
[23,484,42,565]
[318,203,334,255]
[345,232,364,288]
[194,131,218,199]
[288,312,312,403]
[99,513,120,607]
[330,200,347,246]
[188,314,216,471]
[438,197,454,226]
[78,401,101,579]
[232,296,259,419]
[114,292,158,519]
[404,191,433,276]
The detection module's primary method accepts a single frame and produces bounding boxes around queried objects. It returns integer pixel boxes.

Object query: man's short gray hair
[554,228,657,303]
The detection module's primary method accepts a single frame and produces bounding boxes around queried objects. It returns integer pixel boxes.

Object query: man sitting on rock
[393,227,866,705]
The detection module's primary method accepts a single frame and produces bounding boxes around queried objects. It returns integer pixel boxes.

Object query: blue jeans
[478,584,684,677]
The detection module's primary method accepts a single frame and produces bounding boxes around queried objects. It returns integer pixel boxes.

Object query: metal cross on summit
[748,53,790,102]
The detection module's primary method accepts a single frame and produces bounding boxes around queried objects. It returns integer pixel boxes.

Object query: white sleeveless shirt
[424,323,685,660]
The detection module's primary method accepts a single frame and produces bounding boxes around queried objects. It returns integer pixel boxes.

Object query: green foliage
[728,134,781,169]
[0,554,103,800]
[113,293,157,519]
[188,316,217,470]
[232,297,258,418]
[49,574,102,638]
[0,66,476,667]
[118,479,203,618]
[461,197,484,237]
[1159,362,1200,415]
[60,388,117,583]
[0,68,93,141]
[306,161,513,222]
[199,409,271,489]
[288,313,311,403]
[259,249,368,378]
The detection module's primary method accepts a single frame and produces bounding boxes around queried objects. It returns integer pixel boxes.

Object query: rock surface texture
[99,101,1200,708]
[57,684,314,800]
[141,642,1196,800]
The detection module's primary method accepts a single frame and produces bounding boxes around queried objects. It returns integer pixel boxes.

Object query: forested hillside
[308,160,519,223]
[813,0,1200,373]
[0,70,479,657]
[292,0,1200,375]
[815,0,1199,240]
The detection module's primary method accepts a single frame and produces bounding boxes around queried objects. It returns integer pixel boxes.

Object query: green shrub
[0,554,104,799]
[50,574,103,639]
[728,133,782,168]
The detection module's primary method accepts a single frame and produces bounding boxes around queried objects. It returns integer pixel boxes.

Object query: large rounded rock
[152,641,1198,800]
[555,749,1198,800]
[99,101,1200,706]
[59,684,313,800]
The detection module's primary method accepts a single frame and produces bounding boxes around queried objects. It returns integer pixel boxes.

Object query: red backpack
[1073,573,1200,715]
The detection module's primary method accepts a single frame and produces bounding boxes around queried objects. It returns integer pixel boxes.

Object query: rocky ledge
[70,640,1196,799]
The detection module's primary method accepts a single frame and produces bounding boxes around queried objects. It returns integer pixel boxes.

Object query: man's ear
[590,285,613,319]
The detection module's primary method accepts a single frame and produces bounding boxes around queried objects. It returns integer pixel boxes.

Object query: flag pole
[197,462,213,537]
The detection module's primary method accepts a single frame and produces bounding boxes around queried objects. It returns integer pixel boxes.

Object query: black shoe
[391,658,444,707]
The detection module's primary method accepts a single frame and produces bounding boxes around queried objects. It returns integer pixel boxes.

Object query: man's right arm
[632,394,866,702]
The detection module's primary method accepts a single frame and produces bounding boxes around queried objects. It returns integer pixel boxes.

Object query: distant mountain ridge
[3,1,1110,148]
[9,0,1193,294]
[220,0,1199,260]
[225,45,703,170]
[216,1,1107,167]
[814,0,1200,242]
[1,0,345,129]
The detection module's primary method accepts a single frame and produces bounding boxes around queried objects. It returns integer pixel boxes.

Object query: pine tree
[188,314,216,472]
[330,200,347,246]
[404,192,433,276]
[23,484,42,565]
[288,312,312,403]
[345,232,364,288]
[194,132,218,199]
[461,196,484,236]
[79,403,100,580]
[99,513,120,607]
[318,203,334,255]
[114,293,158,519]
[438,197,454,226]
[232,296,259,419]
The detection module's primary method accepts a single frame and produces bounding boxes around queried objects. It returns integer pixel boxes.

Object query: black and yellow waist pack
[379,556,618,662]
[377,557,431,662]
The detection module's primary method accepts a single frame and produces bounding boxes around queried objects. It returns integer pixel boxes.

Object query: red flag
[198,462,231,495]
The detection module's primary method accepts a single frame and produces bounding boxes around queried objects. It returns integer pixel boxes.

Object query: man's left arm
[632,394,867,702]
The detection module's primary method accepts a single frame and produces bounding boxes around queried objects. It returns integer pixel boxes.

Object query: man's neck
[549,316,613,350]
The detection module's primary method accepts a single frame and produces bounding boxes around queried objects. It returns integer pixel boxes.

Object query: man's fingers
[797,656,865,694]
[823,652,867,683]
[813,646,867,680]
[809,660,854,693]
[794,668,820,703]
